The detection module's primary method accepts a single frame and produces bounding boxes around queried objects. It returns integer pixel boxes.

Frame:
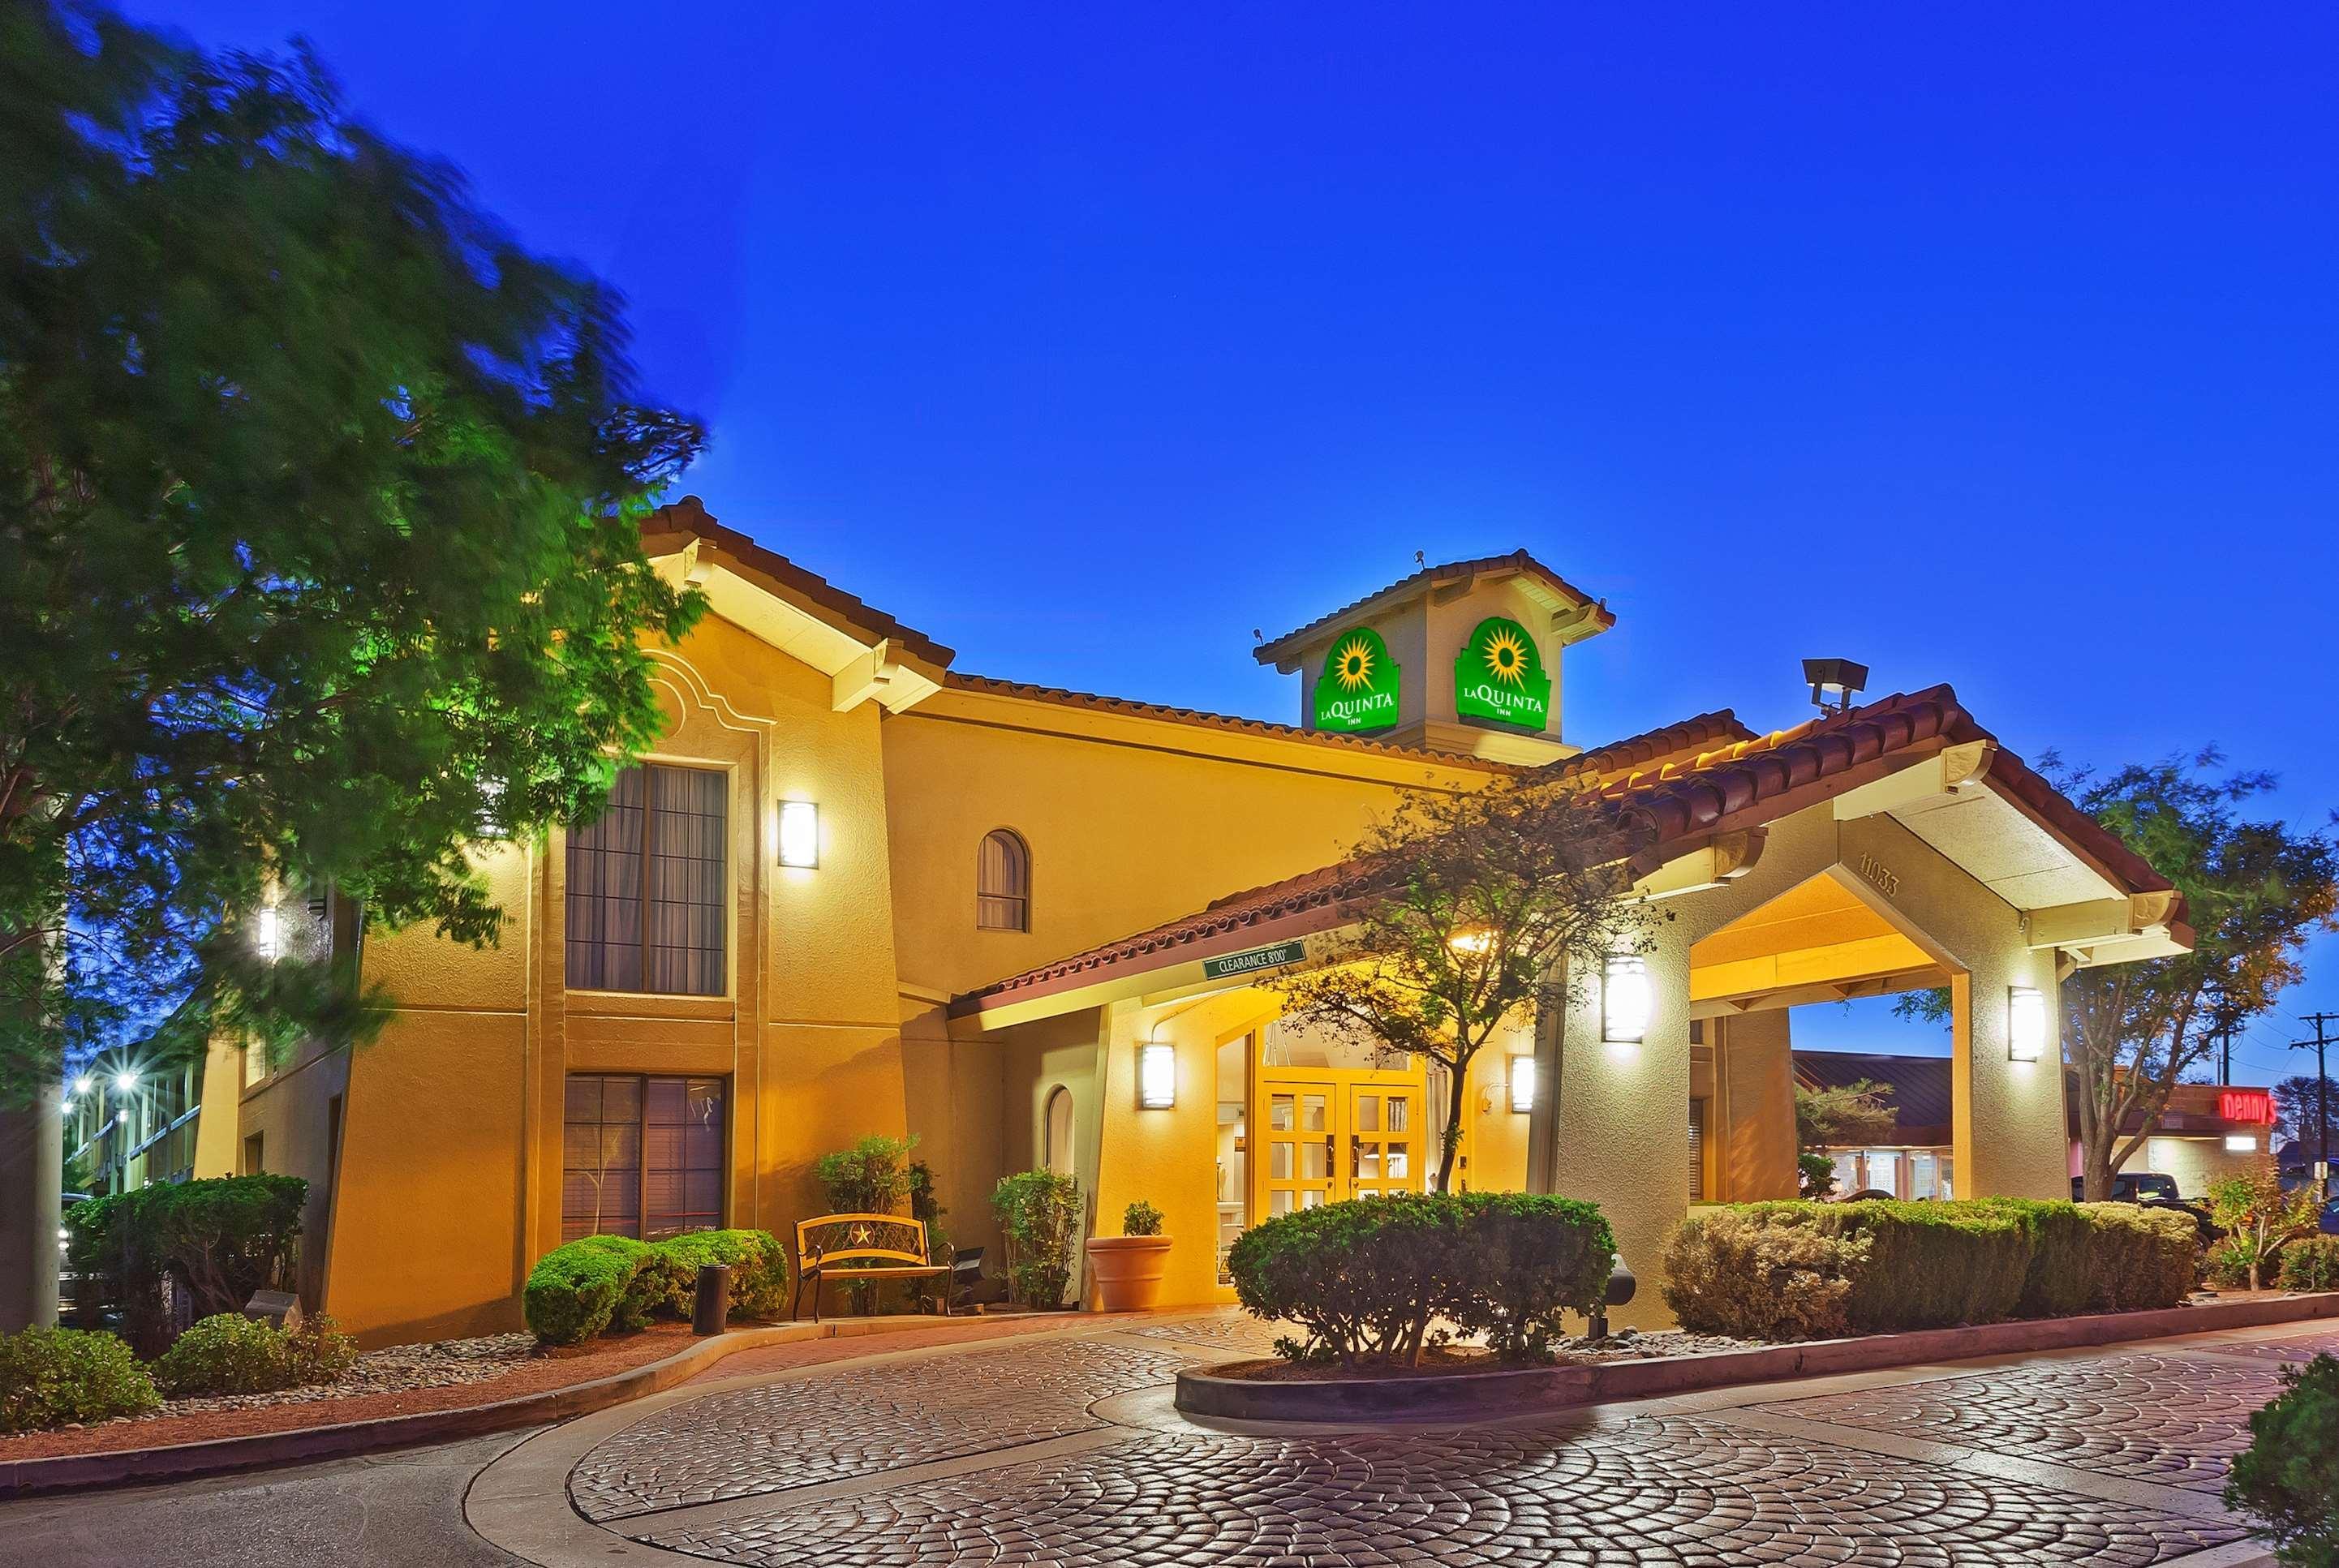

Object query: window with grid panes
[565,764,727,994]
[561,1074,726,1241]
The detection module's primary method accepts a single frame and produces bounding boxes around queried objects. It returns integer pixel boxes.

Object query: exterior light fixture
[777,800,819,869]
[73,1076,91,1095]
[254,906,281,962]
[1137,1042,1176,1109]
[115,1110,128,1125]
[1801,657,1869,717]
[2224,1133,2258,1153]
[1602,954,1652,1045]
[2007,986,2048,1063]
[1507,1055,1537,1114]
[114,1069,137,1091]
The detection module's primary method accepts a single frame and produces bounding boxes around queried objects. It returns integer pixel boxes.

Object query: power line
[2294,1012,2339,1193]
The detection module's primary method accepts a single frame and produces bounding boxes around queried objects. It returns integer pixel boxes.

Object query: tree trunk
[1434,1055,1471,1193]
[2080,1141,2118,1204]
[0,1081,62,1333]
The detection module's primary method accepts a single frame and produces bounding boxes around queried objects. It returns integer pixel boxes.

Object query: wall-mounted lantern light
[1507,1055,1537,1114]
[254,906,281,963]
[2225,1133,2258,1153]
[1137,1042,1176,1109]
[1602,954,1651,1045]
[2007,986,2047,1063]
[777,801,819,869]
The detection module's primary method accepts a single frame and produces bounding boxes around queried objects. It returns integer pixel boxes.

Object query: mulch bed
[0,1321,701,1461]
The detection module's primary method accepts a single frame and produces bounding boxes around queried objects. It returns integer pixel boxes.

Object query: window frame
[564,760,732,998]
[560,1072,730,1244]
[976,827,1032,933]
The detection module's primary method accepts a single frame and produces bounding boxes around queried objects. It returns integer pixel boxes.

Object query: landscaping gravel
[115,1332,542,1424]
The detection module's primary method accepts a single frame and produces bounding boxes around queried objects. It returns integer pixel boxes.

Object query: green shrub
[284,1313,360,1384]
[523,1235,656,1344]
[1122,1201,1164,1237]
[647,1230,791,1321]
[1663,1199,2190,1340]
[65,1175,307,1354]
[1662,1209,1867,1339]
[991,1169,1083,1307]
[1227,1192,1614,1366]
[0,1325,159,1433]
[2281,1238,2339,1294]
[2225,1352,2339,1567]
[815,1135,917,1214]
[1979,1199,2197,1317]
[153,1313,280,1397]
[1447,1193,1615,1361]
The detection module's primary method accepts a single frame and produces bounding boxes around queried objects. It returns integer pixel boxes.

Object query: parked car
[2073,1172,2223,1243]
[2322,1197,2339,1237]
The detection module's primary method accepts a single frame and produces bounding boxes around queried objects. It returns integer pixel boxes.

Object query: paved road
[10,1312,2330,1566]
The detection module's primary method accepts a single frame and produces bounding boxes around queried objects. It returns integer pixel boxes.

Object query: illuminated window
[565,765,727,995]
[978,829,1031,931]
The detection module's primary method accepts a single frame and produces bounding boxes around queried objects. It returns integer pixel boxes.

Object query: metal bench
[792,1213,952,1321]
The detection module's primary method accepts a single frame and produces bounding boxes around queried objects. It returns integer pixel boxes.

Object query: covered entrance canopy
[953,685,2191,1322]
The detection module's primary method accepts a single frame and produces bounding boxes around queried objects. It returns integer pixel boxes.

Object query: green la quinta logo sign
[1314,626,1400,732]
[1454,616,1551,730]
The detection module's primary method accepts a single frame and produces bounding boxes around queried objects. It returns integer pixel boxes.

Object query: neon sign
[2219,1089,2273,1125]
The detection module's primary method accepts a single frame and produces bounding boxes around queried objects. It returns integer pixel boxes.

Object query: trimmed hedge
[524,1230,791,1344]
[524,1235,656,1344]
[2281,1237,2339,1294]
[1227,1192,1614,1365]
[644,1230,790,1321]
[0,1325,159,1433]
[1662,1199,2198,1340]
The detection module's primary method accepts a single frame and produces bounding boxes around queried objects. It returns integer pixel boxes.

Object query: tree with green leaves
[2054,753,2338,1201]
[1,1,705,1325]
[1795,1077,1898,1153]
[1270,778,1659,1193]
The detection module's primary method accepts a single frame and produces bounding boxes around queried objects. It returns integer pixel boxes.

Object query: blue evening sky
[142,3,2339,1076]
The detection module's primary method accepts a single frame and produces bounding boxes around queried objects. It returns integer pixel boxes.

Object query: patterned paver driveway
[470,1313,2339,1567]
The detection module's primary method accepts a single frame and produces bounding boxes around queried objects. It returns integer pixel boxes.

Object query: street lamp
[1802,658,1869,717]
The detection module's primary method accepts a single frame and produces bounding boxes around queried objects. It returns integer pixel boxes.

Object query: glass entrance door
[1347,1081,1419,1198]
[1257,1080,1336,1219]
[1249,1047,1429,1222]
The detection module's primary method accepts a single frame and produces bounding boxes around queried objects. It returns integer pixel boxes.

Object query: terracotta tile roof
[955,685,2180,1017]
[953,708,1753,1014]
[939,672,1539,771]
[1253,550,1615,666]
[641,496,957,668]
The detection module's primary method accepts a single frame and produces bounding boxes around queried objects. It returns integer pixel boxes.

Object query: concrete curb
[0,1313,1031,1499]
[1175,1291,2339,1423]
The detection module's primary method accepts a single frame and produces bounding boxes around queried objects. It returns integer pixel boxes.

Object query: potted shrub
[1086,1199,1173,1312]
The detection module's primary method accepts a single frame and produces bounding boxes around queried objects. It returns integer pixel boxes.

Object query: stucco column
[1952,956,2070,1200]
[0,1083,62,1331]
[1546,923,1692,1329]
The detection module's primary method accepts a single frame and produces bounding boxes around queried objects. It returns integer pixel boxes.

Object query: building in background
[1793,1049,2275,1201]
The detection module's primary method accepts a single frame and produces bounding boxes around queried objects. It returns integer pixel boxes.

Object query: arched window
[977,829,1030,931]
[1044,1086,1075,1176]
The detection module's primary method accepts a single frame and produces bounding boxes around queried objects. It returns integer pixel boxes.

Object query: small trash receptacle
[694,1263,733,1336]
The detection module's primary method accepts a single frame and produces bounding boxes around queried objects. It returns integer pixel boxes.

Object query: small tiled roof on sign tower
[1253,549,1614,668]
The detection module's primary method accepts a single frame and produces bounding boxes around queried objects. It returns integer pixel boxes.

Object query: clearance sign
[1314,626,1400,733]
[1454,616,1551,730]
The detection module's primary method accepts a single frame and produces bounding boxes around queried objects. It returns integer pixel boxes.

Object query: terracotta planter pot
[1086,1235,1173,1312]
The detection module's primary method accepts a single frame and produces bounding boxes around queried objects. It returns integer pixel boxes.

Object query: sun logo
[1481,625,1532,687]
[1332,634,1378,692]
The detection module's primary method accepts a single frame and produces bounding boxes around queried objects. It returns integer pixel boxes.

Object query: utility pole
[2296,1012,2339,1199]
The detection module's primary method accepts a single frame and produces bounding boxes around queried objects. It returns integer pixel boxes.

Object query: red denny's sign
[2219,1089,2274,1125]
